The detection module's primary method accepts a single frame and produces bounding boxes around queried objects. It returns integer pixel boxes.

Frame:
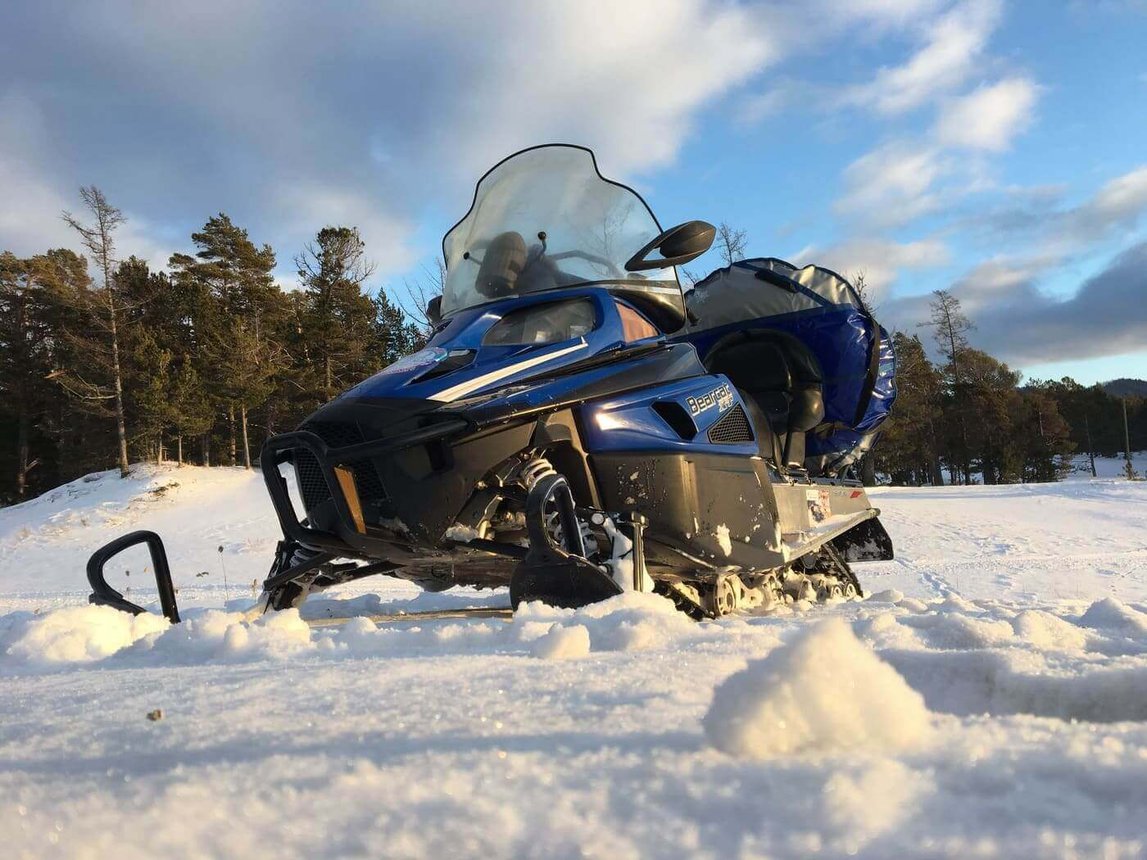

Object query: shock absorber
[519,455,600,559]
[520,456,557,491]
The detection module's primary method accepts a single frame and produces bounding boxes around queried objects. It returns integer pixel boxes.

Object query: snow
[703,618,932,759]
[3,604,170,665]
[3,465,1147,857]
[529,623,591,660]
[714,523,733,556]
[1067,451,1147,480]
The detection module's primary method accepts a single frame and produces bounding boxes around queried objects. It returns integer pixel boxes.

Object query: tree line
[872,289,1144,485]
[2,195,1142,502]
[0,187,425,502]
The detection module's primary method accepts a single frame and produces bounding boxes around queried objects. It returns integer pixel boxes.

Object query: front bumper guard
[260,418,470,557]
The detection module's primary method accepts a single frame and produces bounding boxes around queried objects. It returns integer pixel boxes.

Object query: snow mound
[150,608,315,662]
[531,624,591,660]
[866,589,904,603]
[703,618,932,759]
[515,591,696,653]
[883,648,1147,722]
[904,611,1015,649]
[1012,609,1089,651]
[4,604,169,664]
[1080,598,1147,634]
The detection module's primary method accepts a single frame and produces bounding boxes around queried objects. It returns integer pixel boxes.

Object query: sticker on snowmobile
[806,488,831,523]
[374,347,449,376]
[686,382,734,417]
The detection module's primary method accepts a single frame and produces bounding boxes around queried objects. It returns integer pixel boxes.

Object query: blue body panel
[677,300,896,471]
[581,375,755,455]
[679,306,875,430]
[338,286,756,457]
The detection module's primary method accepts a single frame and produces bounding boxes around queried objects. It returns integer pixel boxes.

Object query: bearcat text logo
[686,383,734,416]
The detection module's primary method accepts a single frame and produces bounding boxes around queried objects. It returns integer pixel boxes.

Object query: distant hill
[1103,378,1147,397]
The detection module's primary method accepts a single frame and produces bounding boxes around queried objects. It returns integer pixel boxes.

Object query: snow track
[3,465,1147,858]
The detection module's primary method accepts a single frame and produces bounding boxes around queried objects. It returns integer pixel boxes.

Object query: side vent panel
[652,401,697,440]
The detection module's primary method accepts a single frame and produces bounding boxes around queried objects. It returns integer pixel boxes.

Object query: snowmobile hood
[337,287,669,408]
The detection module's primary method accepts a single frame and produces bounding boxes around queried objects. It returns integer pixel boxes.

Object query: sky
[1,0,1145,384]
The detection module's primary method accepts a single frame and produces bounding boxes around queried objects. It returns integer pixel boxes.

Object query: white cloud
[793,237,950,296]
[842,0,1003,114]
[834,141,949,226]
[433,0,778,178]
[275,184,417,280]
[950,165,1147,299]
[954,241,1147,365]
[1,0,781,271]
[0,92,168,269]
[828,0,947,25]
[977,165,1147,256]
[830,72,1042,234]
[934,77,1039,150]
[1072,166,1147,233]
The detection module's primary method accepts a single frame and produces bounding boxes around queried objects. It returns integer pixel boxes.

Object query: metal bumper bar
[259,419,469,556]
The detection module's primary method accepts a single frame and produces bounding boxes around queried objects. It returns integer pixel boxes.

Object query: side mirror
[625,220,716,272]
[426,295,443,325]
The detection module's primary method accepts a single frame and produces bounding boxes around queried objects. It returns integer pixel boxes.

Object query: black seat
[704,330,825,470]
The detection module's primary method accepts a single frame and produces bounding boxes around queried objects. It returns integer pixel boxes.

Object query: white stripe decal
[429,340,589,403]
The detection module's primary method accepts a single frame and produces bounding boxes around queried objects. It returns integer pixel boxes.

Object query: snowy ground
[2,465,1147,859]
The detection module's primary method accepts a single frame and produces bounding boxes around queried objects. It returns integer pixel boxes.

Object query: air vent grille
[707,404,754,444]
[295,421,387,512]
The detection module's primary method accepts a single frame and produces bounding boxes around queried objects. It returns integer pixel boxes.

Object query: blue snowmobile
[87,144,895,622]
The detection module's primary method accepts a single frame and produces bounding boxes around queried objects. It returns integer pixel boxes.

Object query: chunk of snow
[703,618,932,759]
[1011,610,1088,651]
[904,612,1015,650]
[883,648,1147,722]
[444,523,481,542]
[714,524,733,557]
[1080,598,1147,634]
[867,589,904,604]
[4,605,169,664]
[517,592,695,653]
[530,624,590,660]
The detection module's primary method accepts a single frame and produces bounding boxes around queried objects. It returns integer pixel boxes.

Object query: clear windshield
[441,146,677,316]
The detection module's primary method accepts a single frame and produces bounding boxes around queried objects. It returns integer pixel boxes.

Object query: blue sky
[2,0,1145,383]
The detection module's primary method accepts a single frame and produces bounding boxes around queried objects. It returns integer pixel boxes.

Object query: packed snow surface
[3,464,1147,858]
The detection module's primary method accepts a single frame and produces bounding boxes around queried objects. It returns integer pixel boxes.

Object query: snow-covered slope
[2,467,1147,858]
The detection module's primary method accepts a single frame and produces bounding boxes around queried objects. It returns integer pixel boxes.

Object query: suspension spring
[520,456,557,492]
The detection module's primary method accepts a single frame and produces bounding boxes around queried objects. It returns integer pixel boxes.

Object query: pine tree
[295,227,379,403]
[874,332,944,485]
[167,362,211,464]
[957,348,1022,484]
[1015,389,1074,482]
[61,187,131,477]
[129,330,175,462]
[921,290,975,483]
[0,253,63,497]
[373,288,425,365]
[170,214,288,468]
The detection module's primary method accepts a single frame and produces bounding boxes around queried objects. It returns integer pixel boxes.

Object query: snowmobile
[86,144,895,624]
